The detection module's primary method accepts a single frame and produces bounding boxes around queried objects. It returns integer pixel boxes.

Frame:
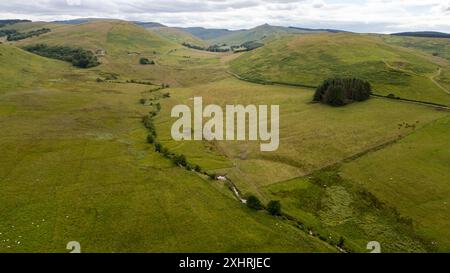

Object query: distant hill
[392,31,450,39]
[150,26,207,47]
[180,27,234,40]
[134,22,167,28]
[230,33,449,105]
[289,26,348,33]
[52,19,91,25]
[0,19,31,27]
[208,24,323,46]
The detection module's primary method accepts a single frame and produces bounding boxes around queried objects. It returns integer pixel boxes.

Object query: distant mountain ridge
[392,31,450,39]
[179,27,235,40]
[288,26,349,33]
[134,22,167,28]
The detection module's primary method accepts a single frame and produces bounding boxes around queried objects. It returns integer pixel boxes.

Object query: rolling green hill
[209,24,319,46]
[0,45,74,94]
[0,25,336,253]
[2,18,450,253]
[383,35,450,61]
[150,27,207,47]
[231,33,450,105]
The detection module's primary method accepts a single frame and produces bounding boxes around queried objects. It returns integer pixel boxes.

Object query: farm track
[430,68,450,95]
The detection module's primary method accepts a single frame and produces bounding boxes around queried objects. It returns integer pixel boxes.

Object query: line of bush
[23,44,100,68]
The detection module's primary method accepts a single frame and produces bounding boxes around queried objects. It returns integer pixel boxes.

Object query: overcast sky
[0,0,449,33]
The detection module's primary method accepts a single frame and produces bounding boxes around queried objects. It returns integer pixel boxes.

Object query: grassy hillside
[209,24,317,46]
[154,77,449,251]
[231,33,450,105]
[150,27,207,47]
[341,116,450,252]
[2,19,449,253]
[0,45,75,94]
[383,35,450,61]
[0,34,335,253]
[14,20,229,87]
[181,27,233,40]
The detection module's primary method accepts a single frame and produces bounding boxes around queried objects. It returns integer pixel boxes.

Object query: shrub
[154,142,163,153]
[338,237,345,248]
[140,58,154,65]
[147,134,155,144]
[267,200,282,215]
[172,154,187,167]
[246,195,263,210]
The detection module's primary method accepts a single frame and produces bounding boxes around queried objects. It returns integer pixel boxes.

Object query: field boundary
[228,71,450,110]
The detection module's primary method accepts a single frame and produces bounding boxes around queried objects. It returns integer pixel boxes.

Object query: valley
[0,19,449,253]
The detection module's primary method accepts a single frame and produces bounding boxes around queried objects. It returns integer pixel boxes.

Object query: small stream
[217,176,247,204]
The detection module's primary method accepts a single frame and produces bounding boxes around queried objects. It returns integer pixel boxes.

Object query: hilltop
[230,33,450,105]
[392,31,450,39]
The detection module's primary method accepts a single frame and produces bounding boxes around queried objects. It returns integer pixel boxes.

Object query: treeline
[0,29,17,37]
[392,31,450,39]
[239,41,264,51]
[182,41,264,53]
[182,42,229,52]
[6,28,51,41]
[314,78,372,106]
[23,44,100,68]
[0,19,31,28]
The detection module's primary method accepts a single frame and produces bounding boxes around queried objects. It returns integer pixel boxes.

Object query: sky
[0,0,449,33]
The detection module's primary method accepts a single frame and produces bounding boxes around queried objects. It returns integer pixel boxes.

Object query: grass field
[153,76,449,251]
[1,19,449,253]
[0,43,335,253]
[340,116,450,252]
[230,33,450,105]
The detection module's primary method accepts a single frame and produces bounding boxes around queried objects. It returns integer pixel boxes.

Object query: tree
[267,200,282,215]
[172,154,187,167]
[154,142,163,153]
[324,85,346,107]
[246,195,263,210]
[147,134,155,144]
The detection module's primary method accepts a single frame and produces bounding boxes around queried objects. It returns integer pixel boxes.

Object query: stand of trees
[182,41,264,53]
[0,19,31,28]
[182,42,230,52]
[23,44,100,68]
[6,28,51,41]
[0,29,17,37]
[314,78,372,106]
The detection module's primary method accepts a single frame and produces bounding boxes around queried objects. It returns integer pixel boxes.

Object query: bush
[147,134,155,144]
[172,154,187,167]
[246,195,263,210]
[314,78,372,106]
[154,142,163,153]
[140,58,154,65]
[267,200,282,215]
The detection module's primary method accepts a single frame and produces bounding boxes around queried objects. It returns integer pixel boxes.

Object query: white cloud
[0,0,449,33]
